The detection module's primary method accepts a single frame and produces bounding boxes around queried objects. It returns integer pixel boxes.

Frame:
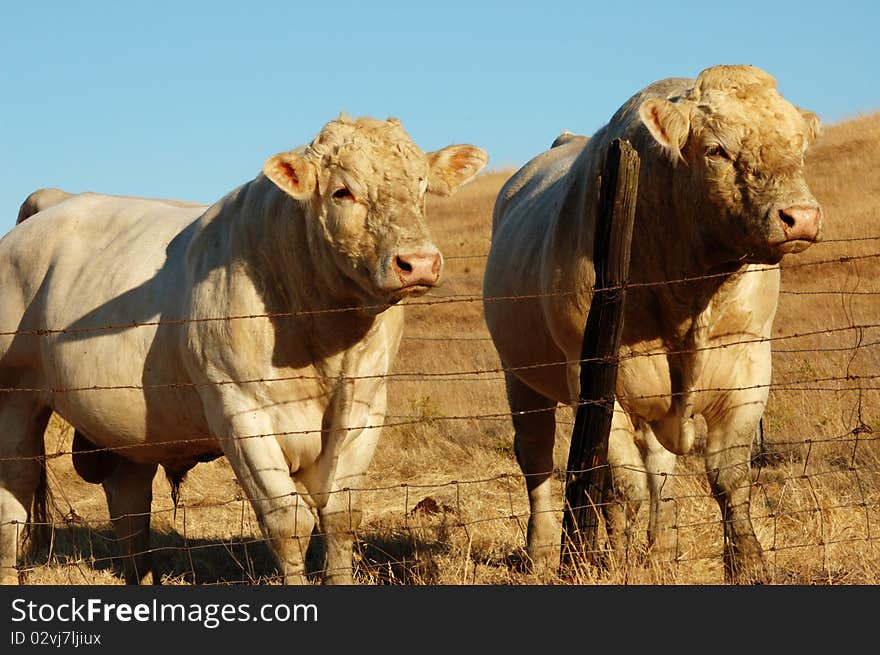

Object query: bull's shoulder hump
[550,131,589,149]
[16,187,73,224]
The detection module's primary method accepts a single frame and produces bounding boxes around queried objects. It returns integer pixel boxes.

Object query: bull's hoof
[725,555,769,585]
[0,567,20,585]
[728,565,770,585]
[121,569,160,585]
[526,544,561,579]
[282,571,310,585]
[322,571,354,585]
[647,545,677,569]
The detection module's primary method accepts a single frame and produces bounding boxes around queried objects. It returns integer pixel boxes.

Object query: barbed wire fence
[3,235,879,584]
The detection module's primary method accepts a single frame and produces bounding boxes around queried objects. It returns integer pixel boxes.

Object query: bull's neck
[629,184,744,343]
[215,177,383,344]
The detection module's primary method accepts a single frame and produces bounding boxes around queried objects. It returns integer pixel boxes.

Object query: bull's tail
[164,467,186,520]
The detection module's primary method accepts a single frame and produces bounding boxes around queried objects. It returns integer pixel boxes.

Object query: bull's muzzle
[392,249,442,289]
[777,204,822,243]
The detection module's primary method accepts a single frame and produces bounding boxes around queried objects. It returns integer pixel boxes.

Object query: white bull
[483,65,822,583]
[0,115,487,584]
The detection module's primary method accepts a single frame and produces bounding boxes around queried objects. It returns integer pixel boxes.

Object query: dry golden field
[21,112,880,585]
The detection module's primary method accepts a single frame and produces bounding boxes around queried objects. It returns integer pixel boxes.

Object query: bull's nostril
[778,209,795,229]
[396,256,413,273]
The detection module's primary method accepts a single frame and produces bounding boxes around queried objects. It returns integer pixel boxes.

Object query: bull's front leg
[605,412,677,569]
[307,443,373,585]
[641,422,678,561]
[308,380,382,585]
[206,404,315,584]
[704,398,768,584]
[313,474,366,585]
[604,406,648,564]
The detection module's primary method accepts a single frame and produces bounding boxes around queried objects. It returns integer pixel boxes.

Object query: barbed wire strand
[2,251,878,339]
[2,245,878,584]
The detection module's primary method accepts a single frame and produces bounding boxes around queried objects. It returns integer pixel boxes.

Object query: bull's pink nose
[393,251,442,286]
[778,204,821,241]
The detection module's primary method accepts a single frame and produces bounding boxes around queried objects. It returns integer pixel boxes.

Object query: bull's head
[262,115,488,304]
[638,64,823,264]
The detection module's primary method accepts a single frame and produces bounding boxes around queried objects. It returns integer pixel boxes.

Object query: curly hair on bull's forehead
[685,66,812,169]
[304,114,426,175]
[686,64,778,102]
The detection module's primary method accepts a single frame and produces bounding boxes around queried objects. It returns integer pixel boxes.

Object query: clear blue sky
[2,1,878,234]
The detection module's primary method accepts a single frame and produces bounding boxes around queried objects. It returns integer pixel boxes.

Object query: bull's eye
[332,186,353,200]
[706,145,731,161]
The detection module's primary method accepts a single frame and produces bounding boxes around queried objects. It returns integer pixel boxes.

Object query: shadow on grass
[25,523,279,585]
[352,529,447,584]
[23,522,453,585]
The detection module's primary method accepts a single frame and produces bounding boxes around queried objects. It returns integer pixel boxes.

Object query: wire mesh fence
[3,235,879,585]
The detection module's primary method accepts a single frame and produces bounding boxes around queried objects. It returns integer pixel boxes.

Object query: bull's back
[484,137,593,401]
[17,189,206,226]
[492,136,584,235]
[2,195,201,327]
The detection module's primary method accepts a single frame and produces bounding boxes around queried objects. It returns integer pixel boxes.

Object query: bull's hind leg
[314,478,364,585]
[0,397,51,585]
[506,373,559,573]
[101,458,158,584]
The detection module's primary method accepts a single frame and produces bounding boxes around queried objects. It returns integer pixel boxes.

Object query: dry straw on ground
[20,112,880,585]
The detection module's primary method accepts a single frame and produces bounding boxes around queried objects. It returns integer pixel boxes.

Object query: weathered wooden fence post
[561,138,639,568]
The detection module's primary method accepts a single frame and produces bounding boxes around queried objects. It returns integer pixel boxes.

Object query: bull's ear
[263,151,317,199]
[799,108,823,145]
[639,98,690,161]
[427,145,489,196]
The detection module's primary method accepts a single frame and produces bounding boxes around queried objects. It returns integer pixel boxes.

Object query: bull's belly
[52,388,214,464]
[483,291,572,403]
[616,339,771,428]
[43,332,214,464]
[494,302,770,441]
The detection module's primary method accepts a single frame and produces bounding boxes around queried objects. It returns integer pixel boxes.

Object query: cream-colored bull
[483,65,822,583]
[0,115,487,585]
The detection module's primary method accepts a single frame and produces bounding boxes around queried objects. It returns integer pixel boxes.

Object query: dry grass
[22,113,880,585]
